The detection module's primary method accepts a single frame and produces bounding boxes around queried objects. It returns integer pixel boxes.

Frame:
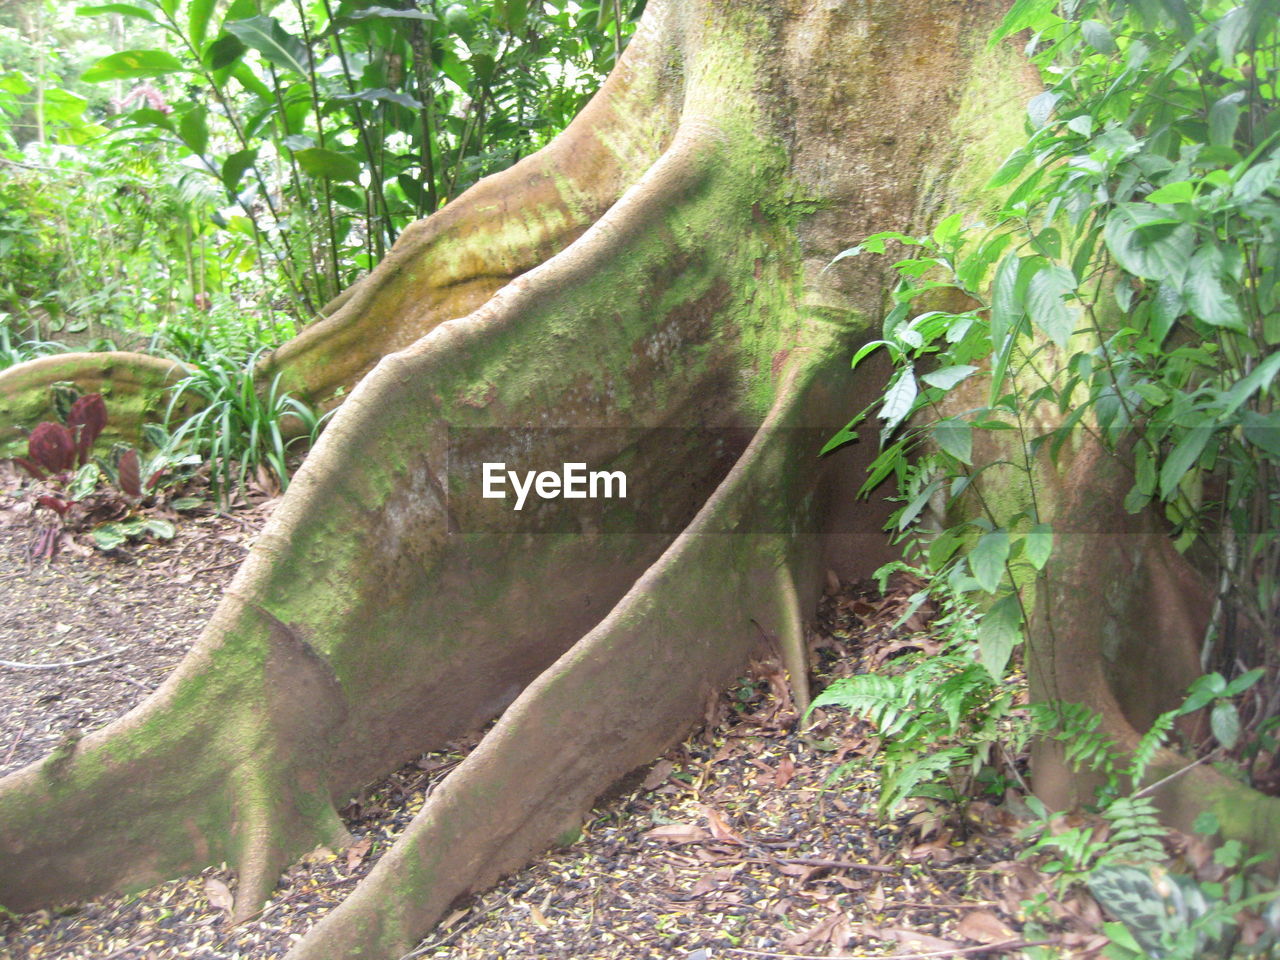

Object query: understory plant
[166,348,330,507]
[821,0,1280,794]
[12,387,199,558]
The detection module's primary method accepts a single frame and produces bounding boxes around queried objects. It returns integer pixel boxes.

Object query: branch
[0,652,111,671]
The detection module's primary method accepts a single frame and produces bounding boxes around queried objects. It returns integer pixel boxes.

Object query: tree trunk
[1,2,1272,958]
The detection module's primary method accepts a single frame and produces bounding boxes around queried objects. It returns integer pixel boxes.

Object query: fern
[881,747,968,816]
[1125,711,1176,789]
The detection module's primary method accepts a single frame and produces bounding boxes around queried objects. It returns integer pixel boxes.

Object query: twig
[724,938,1056,959]
[399,891,516,958]
[3,720,28,767]
[0,652,110,671]
[1132,750,1216,799]
[194,558,244,575]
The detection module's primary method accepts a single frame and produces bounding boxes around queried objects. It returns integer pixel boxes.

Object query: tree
[1,1,1277,959]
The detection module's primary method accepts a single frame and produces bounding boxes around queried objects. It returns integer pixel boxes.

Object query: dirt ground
[0,484,1121,960]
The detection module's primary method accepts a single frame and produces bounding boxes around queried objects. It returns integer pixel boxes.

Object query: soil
[0,483,1142,960]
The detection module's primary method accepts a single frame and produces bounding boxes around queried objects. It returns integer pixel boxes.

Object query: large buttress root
[0,113,839,923]
[286,359,844,960]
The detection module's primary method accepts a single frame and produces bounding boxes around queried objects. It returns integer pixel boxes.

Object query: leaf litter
[0,503,1195,959]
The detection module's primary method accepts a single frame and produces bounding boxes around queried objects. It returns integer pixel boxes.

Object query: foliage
[830,0,1279,772]
[166,348,329,506]
[807,562,1023,817]
[11,387,197,559]
[71,0,642,317]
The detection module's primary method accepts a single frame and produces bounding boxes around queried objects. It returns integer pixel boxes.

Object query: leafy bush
[166,349,329,506]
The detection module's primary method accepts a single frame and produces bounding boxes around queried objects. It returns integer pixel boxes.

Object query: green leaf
[977,593,1022,679]
[188,0,216,49]
[879,367,918,438]
[1220,351,1280,415]
[1103,204,1194,283]
[933,419,972,464]
[989,253,1022,351]
[897,479,944,531]
[1233,157,1280,204]
[204,32,246,70]
[332,88,423,110]
[1210,701,1240,749]
[1081,19,1117,54]
[987,147,1031,188]
[224,16,310,76]
[991,0,1057,44]
[1024,523,1053,570]
[341,5,436,21]
[1209,95,1242,149]
[222,147,257,190]
[142,518,176,539]
[177,107,208,155]
[1217,5,1249,64]
[92,523,128,550]
[1026,264,1078,350]
[921,364,978,390]
[1242,411,1280,456]
[1185,245,1246,331]
[292,146,361,182]
[69,463,101,500]
[75,3,157,23]
[970,530,1011,594]
[1158,426,1211,501]
[1144,180,1195,204]
[81,49,186,82]
[820,412,865,456]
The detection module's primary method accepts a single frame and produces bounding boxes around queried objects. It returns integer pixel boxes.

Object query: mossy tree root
[284,360,841,960]
[0,352,191,458]
[1028,443,1280,855]
[0,107,868,931]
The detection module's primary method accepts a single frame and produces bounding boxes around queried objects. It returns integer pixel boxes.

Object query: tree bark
[3,2,1270,959]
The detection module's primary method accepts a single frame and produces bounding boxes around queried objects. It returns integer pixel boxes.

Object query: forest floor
[1,490,1129,960]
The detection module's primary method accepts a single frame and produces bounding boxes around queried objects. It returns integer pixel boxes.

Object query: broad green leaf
[178,107,208,155]
[977,593,1022,679]
[332,88,422,110]
[1209,95,1242,149]
[990,253,1022,351]
[921,364,978,390]
[92,523,128,550]
[189,0,216,50]
[342,5,436,21]
[225,16,310,76]
[991,0,1057,44]
[1081,19,1117,54]
[142,518,176,539]
[69,463,101,500]
[1024,523,1053,570]
[879,367,918,438]
[1233,157,1280,204]
[1185,245,1246,331]
[897,479,944,531]
[933,419,972,464]
[222,147,257,190]
[1221,352,1280,415]
[970,530,1011,594]
[76,3,157,22]
[1159,426,1212,501]
[987,147,1032,188]
[204,32,247,70]
[1144,180,1195,204]
[1211,701,1240,749]
[1217,5,1249,63]
[1242,411,1280,456]
[820,412,866,456]
[1026,264,1078,350]
[81,49,185,82]
[293,146,361,181]
[1104,204,1194,282]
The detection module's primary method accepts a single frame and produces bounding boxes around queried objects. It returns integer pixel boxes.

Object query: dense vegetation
[1,0,637,355]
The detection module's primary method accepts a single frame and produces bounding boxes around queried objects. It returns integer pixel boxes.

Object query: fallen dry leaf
[955,909,1016,943]
[641,759,676,791]
[345,836,372,872]
[204,877,234,917]
[643,822,709,843]
[774,755,795,788]
[699,803,742,843]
